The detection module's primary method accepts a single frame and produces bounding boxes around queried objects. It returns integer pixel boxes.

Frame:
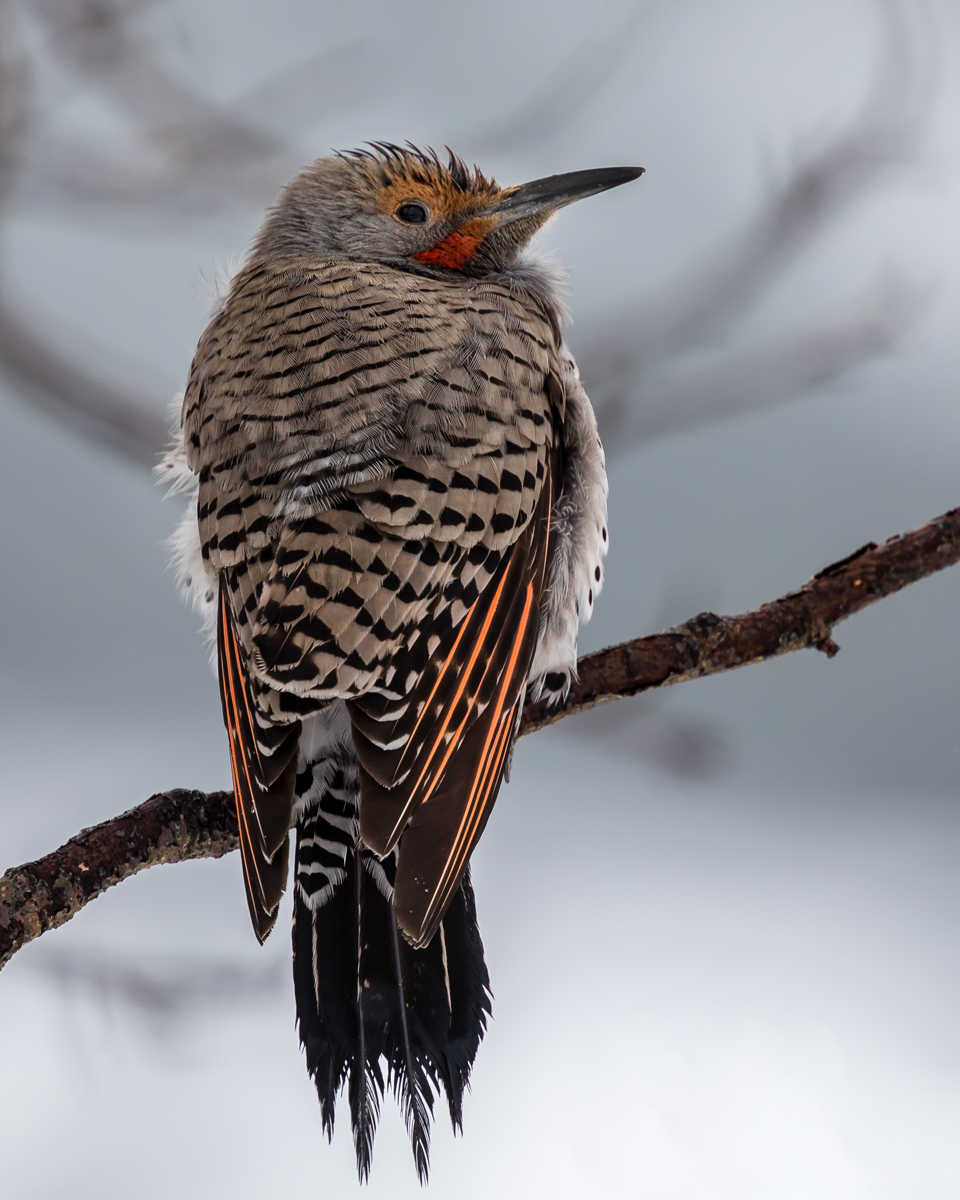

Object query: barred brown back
[184,255,564,940]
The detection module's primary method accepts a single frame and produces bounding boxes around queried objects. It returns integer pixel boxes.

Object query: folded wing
[349,460,557,947]
[217,581,301,942]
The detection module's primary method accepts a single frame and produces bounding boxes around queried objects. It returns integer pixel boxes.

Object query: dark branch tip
[814,635,841,659]
[813,542,878,580]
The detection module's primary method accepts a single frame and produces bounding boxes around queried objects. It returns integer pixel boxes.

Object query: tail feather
[291,883,351,1140]
[351,829,384,1183]
[292,730,491,1182]
[348,1044,383,1183]
[426,868,491,1131]
[387,901,434,1183]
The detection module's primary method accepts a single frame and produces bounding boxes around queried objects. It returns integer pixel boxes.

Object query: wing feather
[217,580,301,942]
[350,463,556,947]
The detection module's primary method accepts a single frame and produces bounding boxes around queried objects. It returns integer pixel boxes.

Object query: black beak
[485,165,644,223]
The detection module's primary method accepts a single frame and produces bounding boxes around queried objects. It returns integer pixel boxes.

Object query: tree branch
[1,790,236,972]
[521,505,960,732]
[4,504,960,972]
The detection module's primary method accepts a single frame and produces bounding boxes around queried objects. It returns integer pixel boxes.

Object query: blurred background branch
[0,0,936,467]
[577,0,934,443]
[27,944,285,1024]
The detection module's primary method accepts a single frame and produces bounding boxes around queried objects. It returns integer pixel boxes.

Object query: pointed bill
[484,165,644,223]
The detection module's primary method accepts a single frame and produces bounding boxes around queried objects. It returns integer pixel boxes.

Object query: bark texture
[521,505,960,733]
[4,505,960,972]
[1,790,236,970]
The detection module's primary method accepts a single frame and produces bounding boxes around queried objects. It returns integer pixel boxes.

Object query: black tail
[292,755,491,1183]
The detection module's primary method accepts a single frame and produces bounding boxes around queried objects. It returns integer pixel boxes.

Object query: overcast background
[2,0,960,1195]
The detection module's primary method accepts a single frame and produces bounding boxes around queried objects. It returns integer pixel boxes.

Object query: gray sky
[2,0,960,1194]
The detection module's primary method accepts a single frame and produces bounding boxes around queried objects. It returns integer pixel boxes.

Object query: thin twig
[3,504,959,972]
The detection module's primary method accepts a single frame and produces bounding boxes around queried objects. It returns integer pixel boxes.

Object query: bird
[164,143,643,1181]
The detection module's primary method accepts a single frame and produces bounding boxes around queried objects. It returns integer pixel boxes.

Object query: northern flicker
[164,144,642,1181]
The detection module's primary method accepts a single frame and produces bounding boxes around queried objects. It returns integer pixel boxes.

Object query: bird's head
[252,143,644,277]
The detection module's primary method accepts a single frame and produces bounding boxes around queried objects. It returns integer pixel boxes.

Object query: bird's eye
[395,202,429,224]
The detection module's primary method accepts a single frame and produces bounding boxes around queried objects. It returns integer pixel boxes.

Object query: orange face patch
[371,162,503,270]
[414,218,496,269]
[377,171,498,221]
[377,178,452,219]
